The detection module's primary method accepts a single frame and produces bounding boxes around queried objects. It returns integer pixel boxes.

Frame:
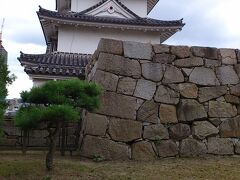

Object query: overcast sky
[0,0,240,98]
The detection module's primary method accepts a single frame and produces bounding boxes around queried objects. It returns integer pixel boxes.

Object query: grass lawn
[0,151,240,180]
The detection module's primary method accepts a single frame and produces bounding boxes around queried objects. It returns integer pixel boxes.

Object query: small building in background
[19,0,184,86]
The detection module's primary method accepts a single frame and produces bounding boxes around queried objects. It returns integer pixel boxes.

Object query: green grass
[0,152,240,180]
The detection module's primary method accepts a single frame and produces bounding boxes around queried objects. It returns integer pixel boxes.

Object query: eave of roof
[18,51,91,78]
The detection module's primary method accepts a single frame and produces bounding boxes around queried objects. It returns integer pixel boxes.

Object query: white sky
[0,0,240,98]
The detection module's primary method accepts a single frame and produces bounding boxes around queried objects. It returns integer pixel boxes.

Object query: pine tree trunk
[46,124,60,171]
[22,130,28,155]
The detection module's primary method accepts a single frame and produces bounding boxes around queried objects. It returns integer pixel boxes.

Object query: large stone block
[224,94,240,104]
[162,66,184,84]
[198,86,228,103]
[205,59,221,68]
[177,99,207,122]
[171,46,191,58]
[192,121,219,140]
[174,57,204,67]
[132,141,157,160]
[189,67,220,86]
[191,46,219,59]
[208,137,234,155]
[234,64,240,77]
[98,53,141,78]
[143,124,169,140]
[156,140,178,157]
[97,38,123,55]
[137,100,159,123]
[237,49,240,62]
[235,141,240,154]
[123,41,152,60]
[219,48,237,65]
[219,116,240,138]
[208,101,237,118]
[154,85,180,105]
[81,135,129,160]
[169,123,191,140]
[153,53,176,64]
[0,138,17,146]
[153,44,170,54]
[97,92,142,120]
[108,117,142,142]
[93,70,119,91]
[230,84,240,96]
[117,77,137,96]
[134,79,156,100]
[83,113,108,136]
[141,63,163,82]
[178,83,198,99]
[216,66,239,85]
[180,138,207,157]
[159,104,178,124]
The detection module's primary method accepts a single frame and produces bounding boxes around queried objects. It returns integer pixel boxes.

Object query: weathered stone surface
[189,67,220,86]
[237,49,240,62]
[198,86,228,103]
[142,63,163,82]
[234,64,240,78]
[143,124,169,140]
[230,84,240,96]
[98,53,141,78]
[117,77,137,95]
[219,48,237,65]
[159,104,178,124]
[137,100,159,123]
[224,94,240,104]
[174,57,204,68]
[123,41,152,60]
[156,140,178,157]
[0,138,17,146]
[178,99,207,122]
[154,85,180,105]
[109,117,142,142]
[219,116,240,138]
[180,138,207,157]
[169,123,191,140]
[97,92,141,119]
[205,59,221,68]
[97,38,123,55]
[81,135,129,160]
[171,46,191,58]
[208,101,237,118]
[134,79,156,100]
[191,46,219,59]
[132,141,157,160]
[178,83,198,99]
[216,66,239,85]
[209,118,222,127]
[192,121,219,140]
[235,141,240,154]
[93,70,119,91]
[153,53,176,64]
[153,44,170,54]
[162,66,184,84]
[182,68,193,76]
[83,113,108,136]
[208,137,234,155]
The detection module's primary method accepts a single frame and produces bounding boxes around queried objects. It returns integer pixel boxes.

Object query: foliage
[15,79,101,170]
[0,55,16,136]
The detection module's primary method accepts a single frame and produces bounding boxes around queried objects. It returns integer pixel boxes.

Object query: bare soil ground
[0,151,240,180]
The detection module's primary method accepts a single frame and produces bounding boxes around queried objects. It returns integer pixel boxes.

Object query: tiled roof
[18,52,90,78]
[38,7,184,28]
[78,0,140,18]
[147,0,160,14]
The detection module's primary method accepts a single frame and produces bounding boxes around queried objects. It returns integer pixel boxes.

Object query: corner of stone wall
[80,38,240,160]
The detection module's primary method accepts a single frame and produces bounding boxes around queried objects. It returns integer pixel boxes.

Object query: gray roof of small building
[18,51,90,78]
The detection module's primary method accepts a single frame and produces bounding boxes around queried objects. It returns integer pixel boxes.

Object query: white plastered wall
[57,26,160,54]
[71,0,147,17]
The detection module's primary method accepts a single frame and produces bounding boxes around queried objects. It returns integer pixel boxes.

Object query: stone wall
[80,38,240,160]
